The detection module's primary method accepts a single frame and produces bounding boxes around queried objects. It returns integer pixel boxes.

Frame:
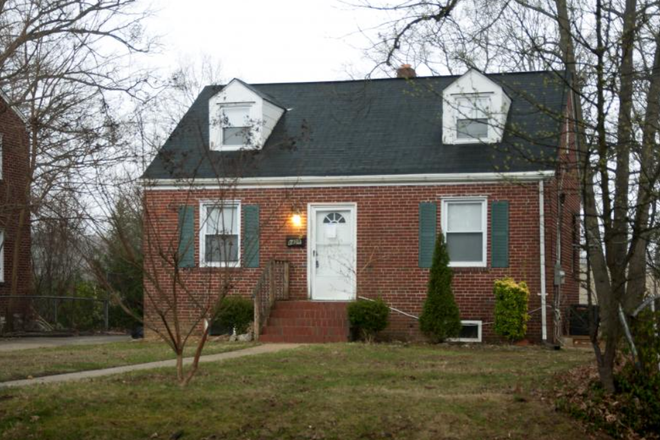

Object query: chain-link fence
[0,295,109,334]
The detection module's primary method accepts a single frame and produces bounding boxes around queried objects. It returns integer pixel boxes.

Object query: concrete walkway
[0,343,302,389]
[0,335,131,352]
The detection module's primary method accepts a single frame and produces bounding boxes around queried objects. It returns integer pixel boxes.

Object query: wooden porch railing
[253,260,290,340]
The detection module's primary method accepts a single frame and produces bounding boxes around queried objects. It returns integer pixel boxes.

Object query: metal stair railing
[252,260,290,340]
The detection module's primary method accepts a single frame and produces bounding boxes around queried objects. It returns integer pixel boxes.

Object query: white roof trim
[445,69,510,99]
[0,89,28,124]
[143,171,555,190]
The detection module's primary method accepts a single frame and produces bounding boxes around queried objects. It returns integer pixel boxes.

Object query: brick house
[142,68,580,343]
[0,91,31,311]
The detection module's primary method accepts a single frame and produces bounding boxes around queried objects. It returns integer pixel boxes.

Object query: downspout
[539,180,548,342]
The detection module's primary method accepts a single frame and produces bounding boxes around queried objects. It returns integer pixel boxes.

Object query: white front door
[309,204,356,301]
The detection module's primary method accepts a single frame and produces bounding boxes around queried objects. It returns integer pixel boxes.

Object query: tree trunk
[176,349,184,384]
[182,325,210,387]
[554,0,622,391]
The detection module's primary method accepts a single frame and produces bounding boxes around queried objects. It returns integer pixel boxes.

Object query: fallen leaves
[548,363,657,440]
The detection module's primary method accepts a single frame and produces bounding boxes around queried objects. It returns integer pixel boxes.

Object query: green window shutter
[419,202,437,268]
[178,205,196,268]
[491,201,510,268]
[243,205,260,268]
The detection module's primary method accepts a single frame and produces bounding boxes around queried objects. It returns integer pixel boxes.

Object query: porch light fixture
[291,212,302,228]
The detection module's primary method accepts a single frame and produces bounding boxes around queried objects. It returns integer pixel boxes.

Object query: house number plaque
[286,236,306,248]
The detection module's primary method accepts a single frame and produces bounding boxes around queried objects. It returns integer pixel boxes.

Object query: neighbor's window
[0,229,4,282]
[221,106,251,146]
[0,133,3,179]
[200,202,241,267]
[456,96,490,140]
[442,198,487,267]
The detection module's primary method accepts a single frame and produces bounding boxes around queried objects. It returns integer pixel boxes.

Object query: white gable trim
[143,170,555,190]
[0,89,28,124]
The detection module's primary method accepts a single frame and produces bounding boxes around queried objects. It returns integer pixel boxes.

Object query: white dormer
[442,70,511,145]
[209,79,285,151]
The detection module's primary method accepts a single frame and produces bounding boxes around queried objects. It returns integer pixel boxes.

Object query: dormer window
[442,70,510,145]
[221,106,252,146]
[456,95,490,140]
[209,78,286,151]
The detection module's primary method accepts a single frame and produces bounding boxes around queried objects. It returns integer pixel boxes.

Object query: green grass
[0,344,603,440]
[0,340,254,382]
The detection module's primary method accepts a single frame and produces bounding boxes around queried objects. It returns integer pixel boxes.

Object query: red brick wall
[544,92,581,338]
[0,97,31,300]
[144,177,576,343]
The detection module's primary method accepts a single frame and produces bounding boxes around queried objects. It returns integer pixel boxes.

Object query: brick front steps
[259,301,350,343]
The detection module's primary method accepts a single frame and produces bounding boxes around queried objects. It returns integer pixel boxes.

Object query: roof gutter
[539,179,548,342]
[143,170,556,190]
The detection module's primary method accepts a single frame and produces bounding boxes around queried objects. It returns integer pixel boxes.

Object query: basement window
[450,320,483,343]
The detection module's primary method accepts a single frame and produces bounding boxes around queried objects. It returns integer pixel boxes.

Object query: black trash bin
[569,304,599,336]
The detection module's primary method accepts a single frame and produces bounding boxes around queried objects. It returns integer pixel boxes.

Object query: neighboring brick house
[142,68,580,343]
[0,92,31,303]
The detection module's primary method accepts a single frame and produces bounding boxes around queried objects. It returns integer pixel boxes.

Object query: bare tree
[32,191,88,297]
[0,0,155,330]
[85,154,296,386]
[78,59,307,384]
[356,0,660,392]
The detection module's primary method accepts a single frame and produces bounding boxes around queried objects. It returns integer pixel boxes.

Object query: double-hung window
[456,95,490,140]
[0,229,4,282]
[221,106,251,147]
[200,202,241,267]
[0,133,3,179]
[442,198,487,267]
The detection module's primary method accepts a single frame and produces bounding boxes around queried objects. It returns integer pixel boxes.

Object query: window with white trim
[0,230,4,282]
[456,95,490,140]
[200,202,241,267]
[0,133,3,179]
[221,106,251,147]
[450,320,483,342]
[441,198,487,267]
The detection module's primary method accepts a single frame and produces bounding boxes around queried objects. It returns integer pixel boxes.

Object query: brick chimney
[396,64,416,79]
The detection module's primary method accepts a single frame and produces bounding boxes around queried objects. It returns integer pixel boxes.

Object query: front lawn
[0,340,254,382]
[0,344,604,439]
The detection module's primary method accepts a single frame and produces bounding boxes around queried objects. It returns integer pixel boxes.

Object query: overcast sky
[148,0,390,84]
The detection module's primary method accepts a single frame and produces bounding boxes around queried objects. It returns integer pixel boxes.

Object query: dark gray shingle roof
[143,71,568,180]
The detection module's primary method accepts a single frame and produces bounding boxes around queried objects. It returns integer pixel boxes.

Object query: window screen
[456,96,490,140]
[203,204,240,265]
[444,200,485,265]
[221,107,250,146]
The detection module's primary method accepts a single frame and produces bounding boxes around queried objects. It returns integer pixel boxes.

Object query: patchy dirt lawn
[0,340,253,382]
[0,344,607,440]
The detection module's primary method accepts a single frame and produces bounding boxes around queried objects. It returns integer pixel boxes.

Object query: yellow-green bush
[493,277,530,342]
